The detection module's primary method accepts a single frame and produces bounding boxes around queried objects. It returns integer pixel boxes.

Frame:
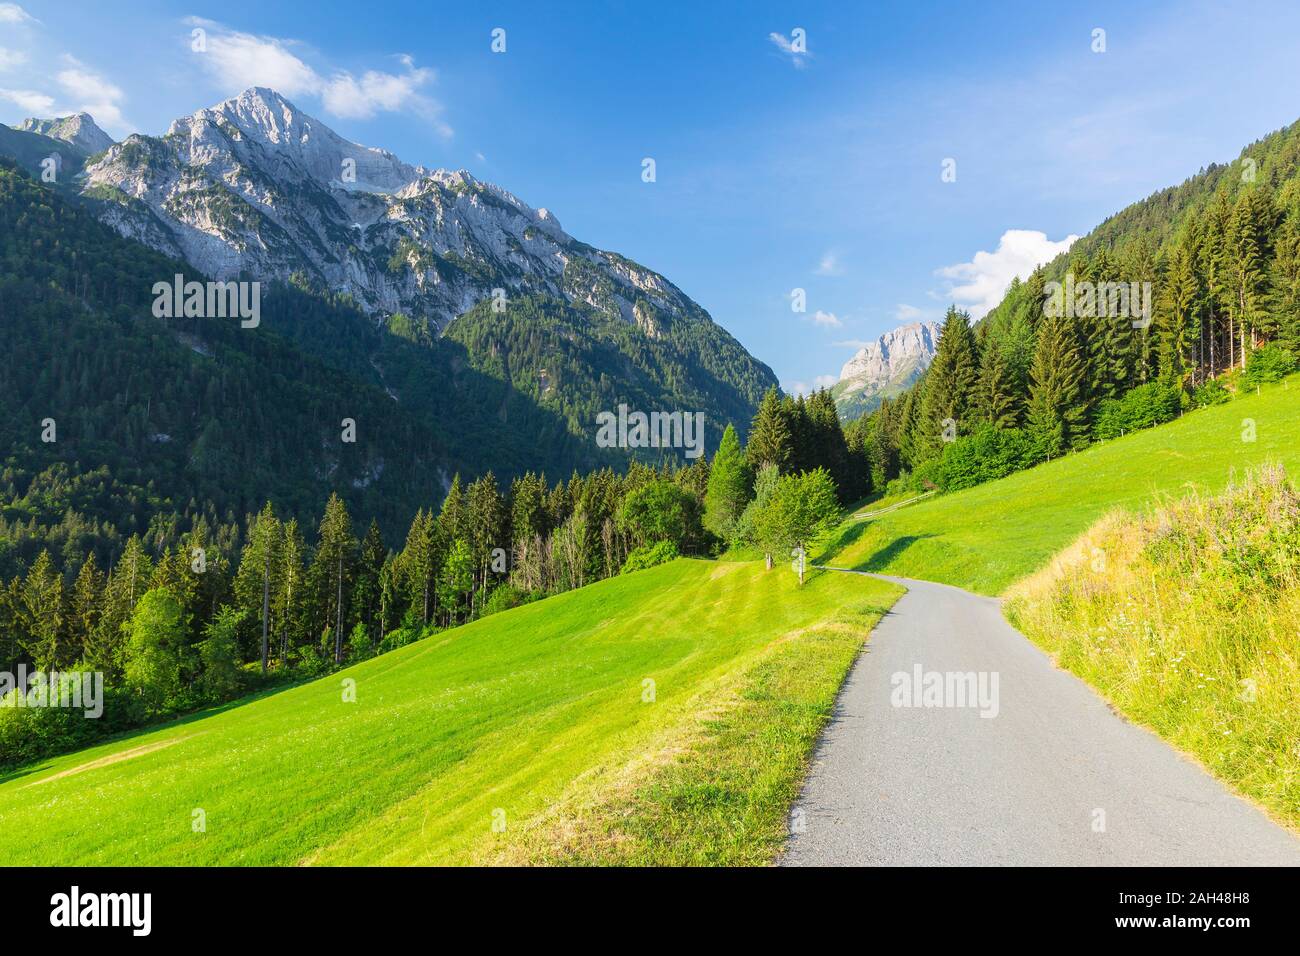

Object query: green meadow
[0,559,899,866]
[819,377,1300,594]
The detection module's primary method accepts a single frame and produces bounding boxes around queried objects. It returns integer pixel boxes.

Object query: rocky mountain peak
[17,112,114,154]
[833,320,941,419]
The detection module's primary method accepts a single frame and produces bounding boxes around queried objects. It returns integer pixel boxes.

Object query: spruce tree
[974,341,1020,428]
[704,423,754,541]
[1027,312,1089,457]
[746,387,793,471]
[917,306,979,460]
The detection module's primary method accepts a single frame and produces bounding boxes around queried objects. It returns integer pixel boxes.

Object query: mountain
[832,321,940,420]
[17,112,114,155]
[67,88,775,449]
[0,123,89,181]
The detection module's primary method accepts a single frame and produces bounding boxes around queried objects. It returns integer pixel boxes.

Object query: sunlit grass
[0,559,900,865]
[821,375,1300,595]
[1005,465,1300,829]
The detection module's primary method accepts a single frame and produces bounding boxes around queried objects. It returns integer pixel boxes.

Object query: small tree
[199,606,245,701]
[704,424,754,543]
[735,464,782,568]
[438,539,474,627]
[123,588,188,713]
[753,468,842,585]
[619,480,697,551]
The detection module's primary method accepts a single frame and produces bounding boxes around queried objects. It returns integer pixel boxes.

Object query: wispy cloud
[936,229,1077,319]
[785,374,838,396]
[56,55,127,128]
[186,20,447,132]
[768,30,811,69]
[814,250,842,276]
[0,3,34,24]
[0,86,53,113]
[804,309,842,328]
[0,47,27,71]
[893,303,938,323]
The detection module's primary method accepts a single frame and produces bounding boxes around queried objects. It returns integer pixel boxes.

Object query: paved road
[781,572,1300,866]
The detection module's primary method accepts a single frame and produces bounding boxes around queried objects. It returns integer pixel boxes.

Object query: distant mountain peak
[832,320,941,420]
[17,112,114,155]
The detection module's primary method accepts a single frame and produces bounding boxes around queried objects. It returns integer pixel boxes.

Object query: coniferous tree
[746,387,793,472]
[1027,312,1089,457]
[917,306,979,460]
[20,550,65,668]
[309,494,356,664]
[974,341,1021,428]
[353,520,386,643]
[69,552,105,664]
[703,423,754,541]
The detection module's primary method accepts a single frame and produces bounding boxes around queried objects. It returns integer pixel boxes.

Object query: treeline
[850,220,1300,496]
[0,387,863,766]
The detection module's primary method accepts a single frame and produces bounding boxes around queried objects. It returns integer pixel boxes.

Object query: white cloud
[321,66,433,120]
[55,57,126,129]
[889,304,941,323]
[768,31,811,69]
[833,339,872,350]
[805,309,842,328]
[198,27,319,98]
[936,229,1078,319]
[0,47,28,71]
[190,21,443,128]
[0,87,54,113]
[786,374,838,396]
[814,250,842,276]
[0,4,34,24]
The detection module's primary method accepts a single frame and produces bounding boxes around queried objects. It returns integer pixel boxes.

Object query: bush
[378,626,422,654]
[480,583,526,617]
[1093,382,1181,440]
[347,622,375,662]
[621,540,680,574]
[1241,343,1298,390]
[199,607,245,701]
[936,425,1038,491]
[293,643,330,677]
[1191,376,1232,408]
[620,480,701,550]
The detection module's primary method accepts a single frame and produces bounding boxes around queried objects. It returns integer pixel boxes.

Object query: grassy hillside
[820,376,1300,594]
[1006,466,1300,830]
[0,559,900,866]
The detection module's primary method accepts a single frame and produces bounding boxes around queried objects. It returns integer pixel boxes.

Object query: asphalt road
[781,572,1300,866]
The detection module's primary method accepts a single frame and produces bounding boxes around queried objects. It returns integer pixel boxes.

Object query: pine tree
[399,509,438,626]
[746,387,793,471]
[309,494,356,664]
[234,503,282,673]
[1225,187,1273,367]
[69,552,105,664]
[353,520,386,642]
[974,341,1020,428]
[1159,234,1201,386]
[1027,312,1089,457]
[917,306,979,459]
[20,550,66,668]
[703,423,754,541]
[276,519,306,664]
[467,473,506,612]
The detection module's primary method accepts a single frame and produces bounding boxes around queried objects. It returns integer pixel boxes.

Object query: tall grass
[1006,464,1300,827]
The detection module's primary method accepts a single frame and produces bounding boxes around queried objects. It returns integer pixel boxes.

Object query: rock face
[832,321,940,420]
[76,87,714,331]
[17,112,114,155]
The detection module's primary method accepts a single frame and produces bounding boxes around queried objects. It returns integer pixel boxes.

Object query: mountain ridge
[832,320,940,420]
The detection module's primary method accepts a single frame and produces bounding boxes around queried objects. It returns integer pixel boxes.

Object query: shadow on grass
[855,533,939,572]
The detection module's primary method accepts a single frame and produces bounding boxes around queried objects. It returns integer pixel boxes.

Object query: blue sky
[5,1,1300,393]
